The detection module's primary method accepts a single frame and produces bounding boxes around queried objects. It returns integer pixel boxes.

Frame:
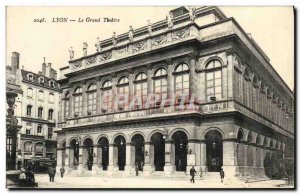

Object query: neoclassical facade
[56,6,294,178]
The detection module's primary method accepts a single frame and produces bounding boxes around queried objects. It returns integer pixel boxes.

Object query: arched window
[27,105,32,116]
[101,80,112,112]
[39,77,44,84]
[174,63,189,98]
[134,72,147,108]
[206,60,222,101]
[38,107,43,118]
[64,92,70,119]
[87,84,97,114]
[74,87,83,116]
[153,68,167,99]
[117,77,129,110]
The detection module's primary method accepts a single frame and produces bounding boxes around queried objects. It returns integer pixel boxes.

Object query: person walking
[48,165,56,182]
[190,166,197,183]
[60,166,65,178]
[220,167,225,183]
[18,168,26,187]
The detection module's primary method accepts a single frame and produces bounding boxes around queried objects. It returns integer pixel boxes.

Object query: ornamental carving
[133,40,147,53]
[117,46,128,54]
[72,60,82,69]
[171,28,190,40]
[86,56,97,65]
[152,34,168,46]
[99,51,112,62]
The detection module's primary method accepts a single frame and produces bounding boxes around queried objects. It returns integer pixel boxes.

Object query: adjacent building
[8,52,61,169]
[56,6,294,178]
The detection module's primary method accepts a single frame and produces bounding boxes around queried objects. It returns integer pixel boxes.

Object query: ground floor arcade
[56,118,287,178]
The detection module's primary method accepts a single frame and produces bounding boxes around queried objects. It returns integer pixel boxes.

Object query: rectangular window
[48,128,53,139]
[49,94,54,103]
[88,92,97,114]
[27,88,33,98]
[37,125,42,134]
[206,70,222,101]
[26,129,31,135]
[38,91,44,100]
[38,108,43,118]
[74,95,82,115]
[27,106,32,116]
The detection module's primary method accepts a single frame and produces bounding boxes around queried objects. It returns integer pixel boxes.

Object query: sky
[6,6,294,90]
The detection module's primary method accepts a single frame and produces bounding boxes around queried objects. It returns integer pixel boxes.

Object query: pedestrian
[25,166,36,187]
[18,168,26,187]
[220,167,225,183]
[190,166,197,183]
[60,165,65,178]
[135,162,139,176]
[48,165,56,182]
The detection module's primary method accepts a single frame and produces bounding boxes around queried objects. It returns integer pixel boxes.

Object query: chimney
[42,57,46,76]
[11,52,20,70]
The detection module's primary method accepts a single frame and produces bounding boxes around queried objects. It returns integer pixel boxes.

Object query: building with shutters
[56,6,294,178]
[7,52,61,170]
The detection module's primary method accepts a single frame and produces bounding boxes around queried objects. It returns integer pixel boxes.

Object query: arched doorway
[131,134,145,171]
[205,130,223,172]
[114,135,126,171]
[98,137,109,170]
[150,132,165,171]
[70,139,79,168]
[62,142,66,166]
[171,131,188,171]
[83,138,93,171]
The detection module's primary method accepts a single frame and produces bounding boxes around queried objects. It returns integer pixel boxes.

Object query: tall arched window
[64,92,70,119]
[134,72,147,108]
[87,84,97,114]
[205,60,222,101]
[117,76,129,110]
[101,80,112,112]
[73,87,83,116]
[174,63,189,99]
[153,68,167,99]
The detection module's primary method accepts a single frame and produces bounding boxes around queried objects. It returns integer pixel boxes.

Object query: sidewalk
[34,174,291,189]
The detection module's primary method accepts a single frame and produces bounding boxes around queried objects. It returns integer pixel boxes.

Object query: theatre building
[56,6,294,178]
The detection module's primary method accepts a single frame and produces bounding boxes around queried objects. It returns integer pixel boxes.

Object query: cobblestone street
[33,174,290,189]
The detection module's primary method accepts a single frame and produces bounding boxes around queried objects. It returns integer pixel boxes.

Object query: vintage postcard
[5,6,295,189]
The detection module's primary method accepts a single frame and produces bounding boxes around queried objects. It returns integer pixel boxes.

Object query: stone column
[65,147,70,172]
[125,143,135,174]
[199,141,207,174]
[222,141,238,178]
[69,88,74,117]
[92,145,99,174]
[189,53,197,97]
[166,59,174,100]
[243,143,248,176]
[111,76,117,112]
[108,144,118,172]
[31,141,36,158]
[43,141,46,157]
[77,146,83,173]
[128,71,134,109]
[82,85,87,116]
[164,140,175,175]
[56,148,62,173]
[96,78,102,114]
[97,145,103,170]
[143,142,155,175]
[186,140,200,173]
[147,65,153,94]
